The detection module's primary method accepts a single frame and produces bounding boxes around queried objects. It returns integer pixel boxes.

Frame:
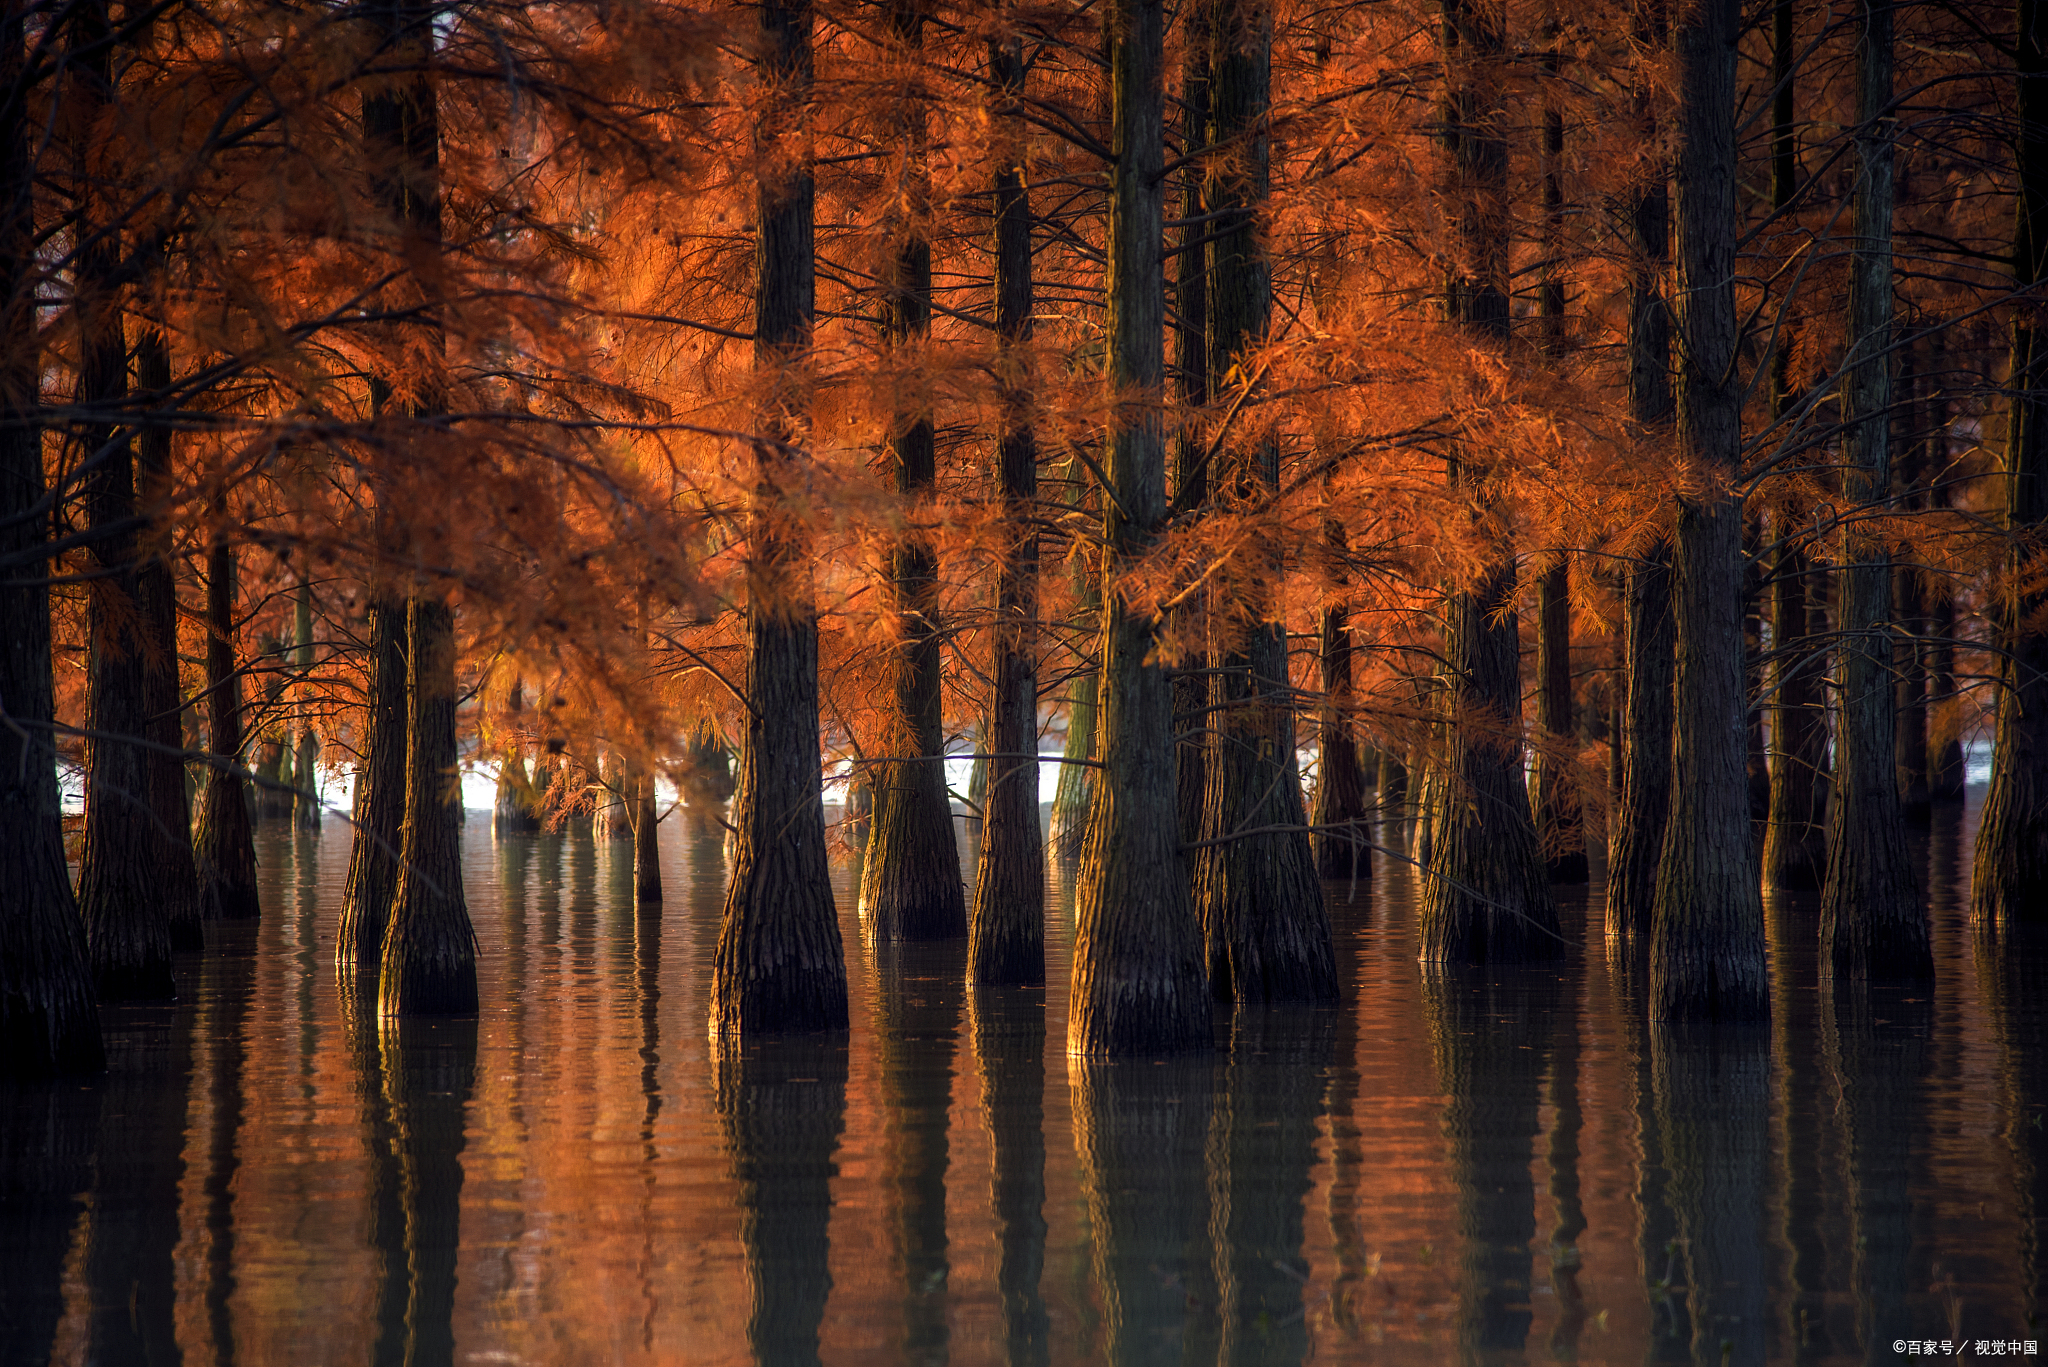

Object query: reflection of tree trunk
[201,929,257,1365]
[347,1001,410,1367]
[1423,966,1555,1360]
[717,1037,849,1367]
[1978,930,2047,1337]
[1545,947,1587,1358]
[0,1082,98,1361]
[1767,897,1838,1361]
[1650,1024,1769,1367]
[1212,1010,1334,1367]
[1612,958,1692,1361]
[0,0,101,1073]
[971,987,1049,1367]
[1072,1057,1217,1365]
[381,1016,477,1367]
[1822,986,1928,1361]
[874,940,964,1360]
[84,1007,194,1363]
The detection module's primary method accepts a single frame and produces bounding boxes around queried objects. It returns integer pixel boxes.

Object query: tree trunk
[1606,5,1675,943]
[1311,589,1372,880]
[970,25,1045,986]
[1172,18,1211,854]
[70,0,173,999]
[1532,559,1588,882]
[632,767,662,905]
[194,533,262,922]
[1420,0,1559,966]
[711,0,848,1038]
[340,592,408,977]
[1069,0,1210,1056]
[1649,0,1769,1021]
[858,0,965,943]
[379,596,477,1016]
[291,578,322,832]
[133,330,204,949]
[1822,0,1929,985]
[1192,0,1336,1004]
[0,1,102,1073]
[1050,594,1097,862]
[1972,0,2048,936]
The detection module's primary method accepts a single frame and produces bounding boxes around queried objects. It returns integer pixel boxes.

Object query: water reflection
[717,1036,848,1367]
[4,814,2046,1365]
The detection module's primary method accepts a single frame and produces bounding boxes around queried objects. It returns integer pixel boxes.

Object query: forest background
[3,0,2044,1075]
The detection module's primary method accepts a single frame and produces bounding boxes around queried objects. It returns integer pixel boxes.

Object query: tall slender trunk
[1311,538,1372,879]
[1972,0,2048,935]
[1763,0,1828,890]
[1192,0,1336,1003]
[194,531,261,920]
[292,578,323,831]
[1925,329,1966,801]
[73,0,173,999]
[1069,0,1210,1056]
[133,330,204,948]
[367,0,475,1017]
[859,0,965,942]
[1649,0,1769,1021]
[632,767,662,905]
[1172,17,1211,851]
[1606,0,1676,942]
[1420,0,1559,965]
[340,590,407,971]
[1822,0,1929,983]
[1050,520,1098,862]
[711,0,848,1037]
[1531,24,1587,885]
[0,4,102,1075]
[970,24,1045,986]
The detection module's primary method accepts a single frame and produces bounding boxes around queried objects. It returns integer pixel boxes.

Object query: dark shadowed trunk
[1821,0,1928,984]
[72,0,172,1000]
[711,0,848,1038]
[632,767,662,905]
[292,579,322,831]
[380,597,478,1016]
[1192,0,1336,1004]
[340,591,406,975]
[195,531,262,923]
[1420,0,1558,966]
[1649,0,1768,1021]
[1172,18,1211,853]
[1069,0,1211,1056]
[873,940,963,1359]
[1973,0,2048,935]
[1606,4,1675,944]
[971,25,1045,986]
[380,1016,476,1367]
[134,331,203,949]
[859,0,966,943]
[0,2,102,1074]
[1311,560,1372,879]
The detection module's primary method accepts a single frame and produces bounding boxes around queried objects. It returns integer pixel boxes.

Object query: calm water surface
[3,802,2044,1366]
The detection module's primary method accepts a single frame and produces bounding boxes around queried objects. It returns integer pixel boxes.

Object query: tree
[1648,0,1768,1022]
[193,524,261,922]
[710,0,849,1039]
[0,1,102,1077]
[969,16,1046,987]
[1068,0,1210,1057]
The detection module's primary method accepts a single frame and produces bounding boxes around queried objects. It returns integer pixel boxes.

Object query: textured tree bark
[1649,0,1769,1021]
[1822,0,1929,985]
[1049,595,1097,863]
[859,0,966,943]
[1605,6,1675,944]
[194,534,262,923]
[711,0,848,1038]
[1532,560,1588,883]
[71,0,173,1000]
[339,592,407,976]
[1420,0,1558,967]
[1192,0,1336,1004]
[1171,19,1211,854]
[0,2,102,1074]
[379,597,478,1016]
[1069,0,1210,1056]
[1973,0,2048,935]
[632,768,662,906]
[970,25,1045,986]
[1311,584,1372,881]
[133,331,204,949]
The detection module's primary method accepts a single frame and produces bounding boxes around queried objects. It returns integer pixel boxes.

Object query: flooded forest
[2,0,2047,1362]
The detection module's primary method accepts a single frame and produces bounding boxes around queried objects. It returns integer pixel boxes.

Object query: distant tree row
[5,0,2046,1076]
